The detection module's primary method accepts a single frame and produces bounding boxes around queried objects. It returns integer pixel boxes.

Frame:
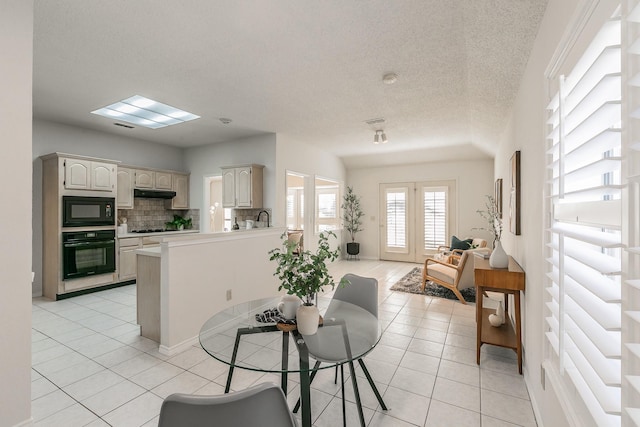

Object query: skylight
[91,95,200,129]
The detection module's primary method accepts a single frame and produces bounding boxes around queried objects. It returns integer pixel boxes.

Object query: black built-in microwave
[62,196,115,227]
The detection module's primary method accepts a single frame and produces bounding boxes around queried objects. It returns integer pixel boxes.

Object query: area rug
[390,267,476,303]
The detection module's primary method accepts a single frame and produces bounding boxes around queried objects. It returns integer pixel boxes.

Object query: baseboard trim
[159,335,199,356]
[12,417,33,427]
[524,365,544,427]
[56,280,136,300]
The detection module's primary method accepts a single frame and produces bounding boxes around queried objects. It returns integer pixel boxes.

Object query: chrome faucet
[256,210,270,228]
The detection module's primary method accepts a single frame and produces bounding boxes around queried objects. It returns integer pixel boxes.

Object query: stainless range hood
[133,189,176,199]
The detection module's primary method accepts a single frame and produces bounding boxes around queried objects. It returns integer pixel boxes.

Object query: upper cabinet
[117,167,134,209]
[170,173,189,209]
[118,166,189,210]
[135,170,155,189]
[221,165,263,208]
[64,158,116,191]
[134,169,173,191]
[155,172,172,190]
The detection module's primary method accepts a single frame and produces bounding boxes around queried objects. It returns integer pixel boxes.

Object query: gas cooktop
[130,229,167,233]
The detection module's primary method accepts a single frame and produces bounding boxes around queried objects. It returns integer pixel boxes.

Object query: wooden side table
[474,255,525,374]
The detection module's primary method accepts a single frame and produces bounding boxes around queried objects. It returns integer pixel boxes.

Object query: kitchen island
[135,227,283,355]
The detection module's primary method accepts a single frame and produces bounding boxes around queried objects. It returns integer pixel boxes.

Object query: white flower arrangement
[475,195,502,243]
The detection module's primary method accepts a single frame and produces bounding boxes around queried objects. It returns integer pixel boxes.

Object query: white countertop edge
[135,246,161,257]
[118,229,200,239]
[156,227,286,248]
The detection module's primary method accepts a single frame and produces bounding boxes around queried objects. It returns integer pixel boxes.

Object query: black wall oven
[63,196,115,227]
[62,230,116,280]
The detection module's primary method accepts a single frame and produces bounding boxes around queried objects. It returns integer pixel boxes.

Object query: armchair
[422,247,490,304]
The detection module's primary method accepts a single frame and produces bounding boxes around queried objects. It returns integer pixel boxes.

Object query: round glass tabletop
[198,296,381,374]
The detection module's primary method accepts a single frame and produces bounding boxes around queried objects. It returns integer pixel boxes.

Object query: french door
[379,181,456,263]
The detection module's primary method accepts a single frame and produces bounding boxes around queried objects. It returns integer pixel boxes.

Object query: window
[286,171,306,231]
[423,187,447,250]
[544,8,622,426]
[315,177,339,232]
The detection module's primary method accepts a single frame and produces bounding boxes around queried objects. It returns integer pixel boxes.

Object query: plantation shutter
[423,188,447,250]
[623,1,640,424]
[386,189,407,249]
[544,10,622,426]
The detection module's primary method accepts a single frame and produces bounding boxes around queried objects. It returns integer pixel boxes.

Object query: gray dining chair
[158,382,298,427]
[294,273,388,426]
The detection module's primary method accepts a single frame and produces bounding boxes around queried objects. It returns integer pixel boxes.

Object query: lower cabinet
[118,237,140,281]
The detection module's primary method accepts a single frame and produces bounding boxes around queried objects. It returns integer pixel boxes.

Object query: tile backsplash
[118,198,199,231]
[231,208,272,229]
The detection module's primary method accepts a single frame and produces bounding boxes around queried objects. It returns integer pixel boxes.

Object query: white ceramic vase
[496,301,505,325]
[296,304,320,335]
[489,240,509,268]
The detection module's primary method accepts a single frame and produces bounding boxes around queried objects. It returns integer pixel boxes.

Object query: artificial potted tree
[342,186,365,257]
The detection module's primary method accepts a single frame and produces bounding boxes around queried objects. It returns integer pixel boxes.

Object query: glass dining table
[199,296,384,427]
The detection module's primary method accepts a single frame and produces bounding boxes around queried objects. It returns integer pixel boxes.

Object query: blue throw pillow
[450,236,473,251]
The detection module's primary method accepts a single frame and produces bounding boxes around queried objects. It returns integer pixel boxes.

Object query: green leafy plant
[165,214,192,230]
[474,195,502,243]
[269,231,346,305]
[341,186,365,243]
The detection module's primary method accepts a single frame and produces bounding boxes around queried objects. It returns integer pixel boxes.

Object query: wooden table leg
[476,285,483,365]
[515,291,522,374]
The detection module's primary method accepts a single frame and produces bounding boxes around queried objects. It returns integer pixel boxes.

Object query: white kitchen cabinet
[92,161,116,191]
[135,170,155,188]
[118,237,141,281]
[170,173,189,209]
[155,172,172,190]
[117,167,134,209]
[221,165,263,208]
[64,158,116,191]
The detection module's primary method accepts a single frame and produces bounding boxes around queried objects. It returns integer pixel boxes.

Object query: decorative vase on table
[296,303,320,335]
[489,240,509,268]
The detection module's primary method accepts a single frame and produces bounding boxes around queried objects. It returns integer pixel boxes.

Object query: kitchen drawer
[119,237,141,247]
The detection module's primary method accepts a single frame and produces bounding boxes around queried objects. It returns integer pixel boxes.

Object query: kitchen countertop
[118,229,200,238]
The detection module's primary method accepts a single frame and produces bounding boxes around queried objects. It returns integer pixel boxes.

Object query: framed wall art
[495,178,503,218]
[509,151,521,235]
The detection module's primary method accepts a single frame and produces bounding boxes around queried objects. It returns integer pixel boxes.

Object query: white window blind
[544,10,622,426]
[386,189,407,248]
[423,188,447,250]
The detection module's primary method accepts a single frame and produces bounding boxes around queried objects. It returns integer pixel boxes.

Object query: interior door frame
[379,180,458,263]
[379,182,415,262]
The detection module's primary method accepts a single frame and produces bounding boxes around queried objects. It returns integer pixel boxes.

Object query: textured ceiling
[33,0,548,168]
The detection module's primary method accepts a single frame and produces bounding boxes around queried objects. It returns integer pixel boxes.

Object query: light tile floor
[31,260,537,426]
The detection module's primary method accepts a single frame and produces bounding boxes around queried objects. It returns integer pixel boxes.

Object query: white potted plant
[269,231,346,334]
[341,186,365,257]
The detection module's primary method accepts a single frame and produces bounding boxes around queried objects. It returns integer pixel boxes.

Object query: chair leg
[334,365,338,384]
[451,287,468,305]
[341,364,346,427]
[358,359,388,410]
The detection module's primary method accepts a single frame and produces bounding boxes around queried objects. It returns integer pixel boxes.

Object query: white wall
[494,0,585,425]
[183,133,277,221]
[31,119,186,296]
[347,159,494,260]
[1,1,33,425]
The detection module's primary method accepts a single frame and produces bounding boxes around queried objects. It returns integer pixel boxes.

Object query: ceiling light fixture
[219,118,232,124]
[91,95,200,129]
[373,130,388,144]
